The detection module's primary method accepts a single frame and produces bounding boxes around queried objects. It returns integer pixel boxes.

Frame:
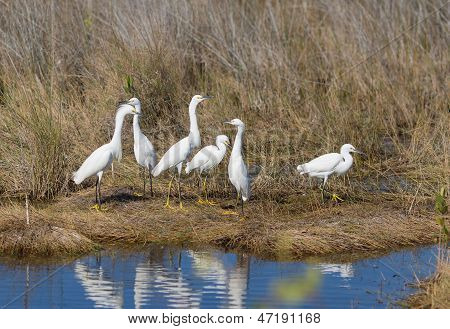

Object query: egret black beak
[355,149,367,158]
[224,141,231,147]
[201,95,213,100]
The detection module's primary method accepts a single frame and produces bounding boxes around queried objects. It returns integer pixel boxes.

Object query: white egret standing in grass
[151,95,212,208]
[133,111,157,197]
[72,98,141,209]
[185,135,230,205]
[296,143,366,201]
[225,119,250,215]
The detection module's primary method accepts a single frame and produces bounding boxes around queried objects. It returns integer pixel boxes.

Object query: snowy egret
[185,135,230,205]
[296,144,366,201]
[133,112,157,197]
[73,98,141,210]
[152,95,212,208]
[225,119,250,215]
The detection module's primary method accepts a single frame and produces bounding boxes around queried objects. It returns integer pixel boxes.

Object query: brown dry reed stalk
[0,0,448,201]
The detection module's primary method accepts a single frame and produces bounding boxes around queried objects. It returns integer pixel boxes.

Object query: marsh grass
[0,0,448,201]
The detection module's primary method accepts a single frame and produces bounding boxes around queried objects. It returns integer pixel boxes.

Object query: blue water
[0,245,438,309]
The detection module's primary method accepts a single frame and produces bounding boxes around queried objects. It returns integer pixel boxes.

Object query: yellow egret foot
[90,204,108,212]
[164,200,175,210]
[331,193,344,202]
[196,198,207,205]
[90,204,100,211]
[205,200,218,206]
[133,192,144,197]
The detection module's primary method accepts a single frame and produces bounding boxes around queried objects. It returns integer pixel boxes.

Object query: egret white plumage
[225,119,250,215]
[297,143,366,201]
[133,112,157,197]
[185,135,230,205]
[151,95,212,208]
[73,98,141,209]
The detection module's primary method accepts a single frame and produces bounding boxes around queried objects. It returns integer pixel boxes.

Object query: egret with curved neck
[152,94,212,208]
[225,119,250,215]
[185,135,230,205]
[297,143,366,202]
[73,98,141,209]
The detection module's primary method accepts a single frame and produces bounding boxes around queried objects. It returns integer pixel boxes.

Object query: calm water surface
[0,245,438,309]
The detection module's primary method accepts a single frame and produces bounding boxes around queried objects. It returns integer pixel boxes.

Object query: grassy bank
[0,183,440,258]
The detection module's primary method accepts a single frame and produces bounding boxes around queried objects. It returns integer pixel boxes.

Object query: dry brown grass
[0,0,448,202]
[0,204,97,256]
[0,185,440,258]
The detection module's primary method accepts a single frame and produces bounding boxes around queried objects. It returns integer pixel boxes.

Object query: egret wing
[228,155,250,199]
[73,144,114,184]
[303,153,342,174]
[186,145,218,173]
[152,137,190,177]
[140,133,157,169]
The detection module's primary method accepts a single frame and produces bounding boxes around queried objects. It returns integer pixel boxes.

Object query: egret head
[118,97,141,115]
[190,94,212,107]
[127,97,141,115]
[341,144,366,157]
[224,118,245,128]
[216,135,231,147]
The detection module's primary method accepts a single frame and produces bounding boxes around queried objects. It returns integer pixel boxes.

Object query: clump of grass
[0,204,97,256]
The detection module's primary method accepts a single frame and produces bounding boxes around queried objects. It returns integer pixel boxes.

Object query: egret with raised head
[152,95,212,209]
[225,119,250,215]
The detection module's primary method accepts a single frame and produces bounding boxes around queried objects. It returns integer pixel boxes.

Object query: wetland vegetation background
[0,0,448,202]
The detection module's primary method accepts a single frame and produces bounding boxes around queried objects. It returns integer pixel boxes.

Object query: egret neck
[188,102,201,148]
[133,115,141,141]
[217,140,227,157]
[337,147,354,175]
[110,106,132,162]
[231,125,245,158]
